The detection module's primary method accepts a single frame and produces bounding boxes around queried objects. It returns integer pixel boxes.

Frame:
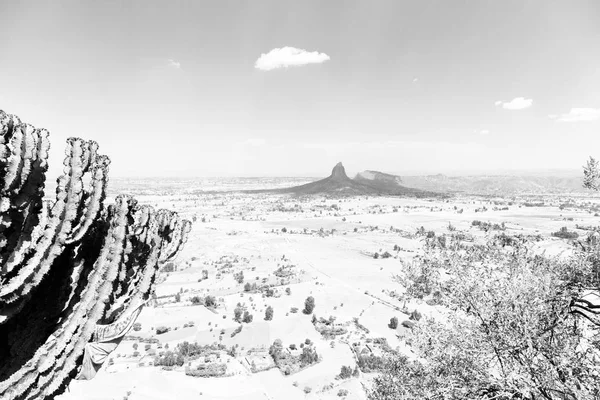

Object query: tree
[369,239,600,400]
[0,110,191,399]
[244,282,252,292]
[303,296,315,314]
[265,306,274,321]
[285,287,291,295]
[233,305,244,322]
[583,156,600,191]
[204,295,216,308]
[388,317,398,329]
[269,339,283,361]
[242,311,253,323]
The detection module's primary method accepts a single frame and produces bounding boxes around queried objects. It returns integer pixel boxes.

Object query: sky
[1,0,599,178]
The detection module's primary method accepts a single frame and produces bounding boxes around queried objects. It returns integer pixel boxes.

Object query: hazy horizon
[1,1,599,178]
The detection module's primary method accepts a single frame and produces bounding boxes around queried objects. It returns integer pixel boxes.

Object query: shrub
[132,322,142,332]
[303,296,315,314]
[265,306,274,321]
[304,387,312,394]
[242,311,253,323]
[285,287,291,295]
[233,305,244,322]
[551,226,579,239]
[388,317,398,329]
[156,326,170,335]
[190,296,203,305]
[204,295,216,307]
[338,365,353,379]
[338,389,349,397]
[409,310,422,321]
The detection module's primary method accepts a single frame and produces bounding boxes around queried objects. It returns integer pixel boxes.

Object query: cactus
[0,110,192,399]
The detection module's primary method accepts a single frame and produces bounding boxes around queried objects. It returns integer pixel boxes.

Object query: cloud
[167,59,181,69]
[495,97,533,110]
[255,47,330,71]
[549,108,600,122]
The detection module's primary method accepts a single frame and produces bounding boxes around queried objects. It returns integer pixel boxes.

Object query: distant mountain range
[256,163,436,197]
[399,173,588,195]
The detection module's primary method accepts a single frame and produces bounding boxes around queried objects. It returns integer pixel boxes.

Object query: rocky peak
[330,162,349,180]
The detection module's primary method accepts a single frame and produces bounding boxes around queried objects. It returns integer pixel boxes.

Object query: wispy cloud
[495,97,533,110]
[167,59,181,69]
[255,47,330,71]
[549,108,600,122]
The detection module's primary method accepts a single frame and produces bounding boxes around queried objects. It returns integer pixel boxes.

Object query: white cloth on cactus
[76,302,144,380]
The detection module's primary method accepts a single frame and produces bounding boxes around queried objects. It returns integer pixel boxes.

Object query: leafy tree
[265,306,274,321]
[233,305,244,322]
[388,317,398,329]
[204,295,216,307]
[303,296,315,314]
[242,311,253,323]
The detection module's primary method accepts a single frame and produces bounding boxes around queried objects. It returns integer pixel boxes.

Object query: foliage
[551,226,579,240]
[304,296,315,314]
[242,311,253,323]
[265,306,274,321]
[338,365,353,379]
[233,304,244,322]
[370,240,600,400]
[185,363,227,378]
[388,317,398,329]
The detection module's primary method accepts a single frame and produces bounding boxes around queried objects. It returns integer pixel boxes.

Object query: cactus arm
[65,145,109,244]
[1,129,50,274]
[0,138,88,303]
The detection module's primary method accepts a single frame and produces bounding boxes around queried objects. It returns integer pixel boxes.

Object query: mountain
[399,173,588,195]
[354,170,404,191]
[267,163,436,196]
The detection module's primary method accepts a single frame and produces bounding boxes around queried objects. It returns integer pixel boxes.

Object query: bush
[132,322,142,332]
[409,310,422,321]
[233,305,244,322]
[388,317,398,329]
[303,296,315,314]
[303,387,312,394]
[338,365,353,379]
[190,296,203,305]
[242,311,253,323]
[204,295,216,307]
[265,306,274,321]
[234,271,244,284]
[156,326,170,335]
[551,226,579,239]
[285,287,291,295]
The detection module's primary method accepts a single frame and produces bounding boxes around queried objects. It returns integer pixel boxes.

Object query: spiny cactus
[0,110,192,399]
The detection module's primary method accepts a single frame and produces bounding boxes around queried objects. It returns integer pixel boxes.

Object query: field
[60,179,600,400]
